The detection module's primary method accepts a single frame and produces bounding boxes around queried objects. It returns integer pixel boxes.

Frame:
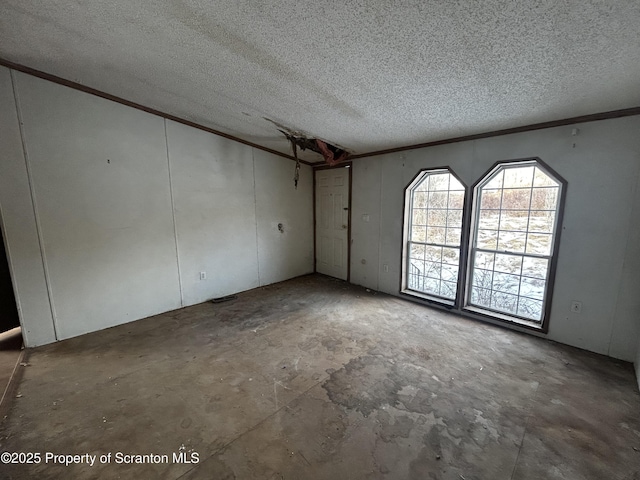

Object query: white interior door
[315,167,350,280]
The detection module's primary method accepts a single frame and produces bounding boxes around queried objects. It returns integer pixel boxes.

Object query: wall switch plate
[362,214,370,222]
[200,272,207,280]
[383,264,389,272]
[570,301,582,313]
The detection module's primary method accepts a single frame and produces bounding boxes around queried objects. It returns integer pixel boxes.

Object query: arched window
[401,159,565,330]
[467,160,565,325]
[402,169,466,302]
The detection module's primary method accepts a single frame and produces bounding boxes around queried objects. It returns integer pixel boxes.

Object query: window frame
[400,158,567,334]
[400,167,469,307]
[464,158,567,332]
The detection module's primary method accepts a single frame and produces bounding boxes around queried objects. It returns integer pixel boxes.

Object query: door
[315,166,350,280]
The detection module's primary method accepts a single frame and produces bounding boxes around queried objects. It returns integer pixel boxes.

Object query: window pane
[531,187,558,210]
[480,190,501,209]
[492,272,521,295]
[412,208,427,226]
[494,253,522,274]
[499,210,529,232]
[428,209,447,227]
[519,276,545,300]
[427,227,446,245]
[411,226,426,242]
[441,265,459,283]
[442,247,460,265]
[501,189,531,210]
[410,243,425,260]
[504,166,534,188]
[448,191,465,208]
[425,277,440,294]
[517,297,543,320]
[446,209,463,228]
[533,167,558,187]
[492,291,518,314]
[471,286,492,308]
[414,191,428,207]
[526,233,552,255]
[424,261,442,279]
[497,231,527,253]
[472,268,493,289]
[478,210,499,230]
[404,170,465,301]
[428,191,448,208]
[484,170,503,189]
[440,281,457,299]
[474,251,495,269]
[468,161,563,325]
[429,174,450,191]
[446,228,461,246]
[477,230,498,250]
[449,176,465,191]
[529,211,555,233]
[415,177,429,191]
[522,257,548,279]
[425,245,442,263]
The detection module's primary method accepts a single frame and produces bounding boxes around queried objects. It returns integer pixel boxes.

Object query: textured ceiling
[1,1,640,162]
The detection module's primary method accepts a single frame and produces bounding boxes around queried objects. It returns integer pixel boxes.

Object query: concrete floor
[1,274,639,479]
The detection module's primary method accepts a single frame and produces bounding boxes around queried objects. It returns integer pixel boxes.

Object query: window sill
[463,305,544,330]
[400,289,456,308]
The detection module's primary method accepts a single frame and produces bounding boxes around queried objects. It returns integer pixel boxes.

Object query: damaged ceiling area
[1,1,640,163]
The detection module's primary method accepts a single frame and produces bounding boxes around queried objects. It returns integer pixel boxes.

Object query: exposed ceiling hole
[265,118,350,166]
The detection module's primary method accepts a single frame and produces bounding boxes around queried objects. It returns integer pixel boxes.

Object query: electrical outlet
[200,271,207,280]
[570,301,582,314]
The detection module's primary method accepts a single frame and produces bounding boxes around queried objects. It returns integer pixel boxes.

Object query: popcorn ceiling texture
[1,0,639,161]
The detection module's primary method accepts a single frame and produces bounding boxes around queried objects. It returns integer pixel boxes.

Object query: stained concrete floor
[1,274,639,479]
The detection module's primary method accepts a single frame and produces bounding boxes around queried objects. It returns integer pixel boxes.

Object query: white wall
[0,67,313,346]
[351,117,640,362]
[0,69,56,346]
[253,149,314,286]
[167,121,259,306]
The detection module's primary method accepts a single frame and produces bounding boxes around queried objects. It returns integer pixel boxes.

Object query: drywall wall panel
[351,161,382,290]
[376,142,478,296]
[376,155,406,295]
[13,72,181,340]
[0,67,56,346]
[473,121,640,358]
[609,163,640,361]
[166,120,260,305]
[254,149,313,286]
[352,116,640,361]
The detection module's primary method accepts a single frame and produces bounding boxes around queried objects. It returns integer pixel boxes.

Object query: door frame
[313,162,352,282]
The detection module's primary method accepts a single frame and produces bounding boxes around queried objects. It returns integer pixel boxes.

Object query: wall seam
[164,119,184,307]
[377,159,383,291]
[10,69,60,341]
[252,148,261,286]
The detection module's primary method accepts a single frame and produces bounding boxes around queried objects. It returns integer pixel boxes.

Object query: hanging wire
[292,138,301,189]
